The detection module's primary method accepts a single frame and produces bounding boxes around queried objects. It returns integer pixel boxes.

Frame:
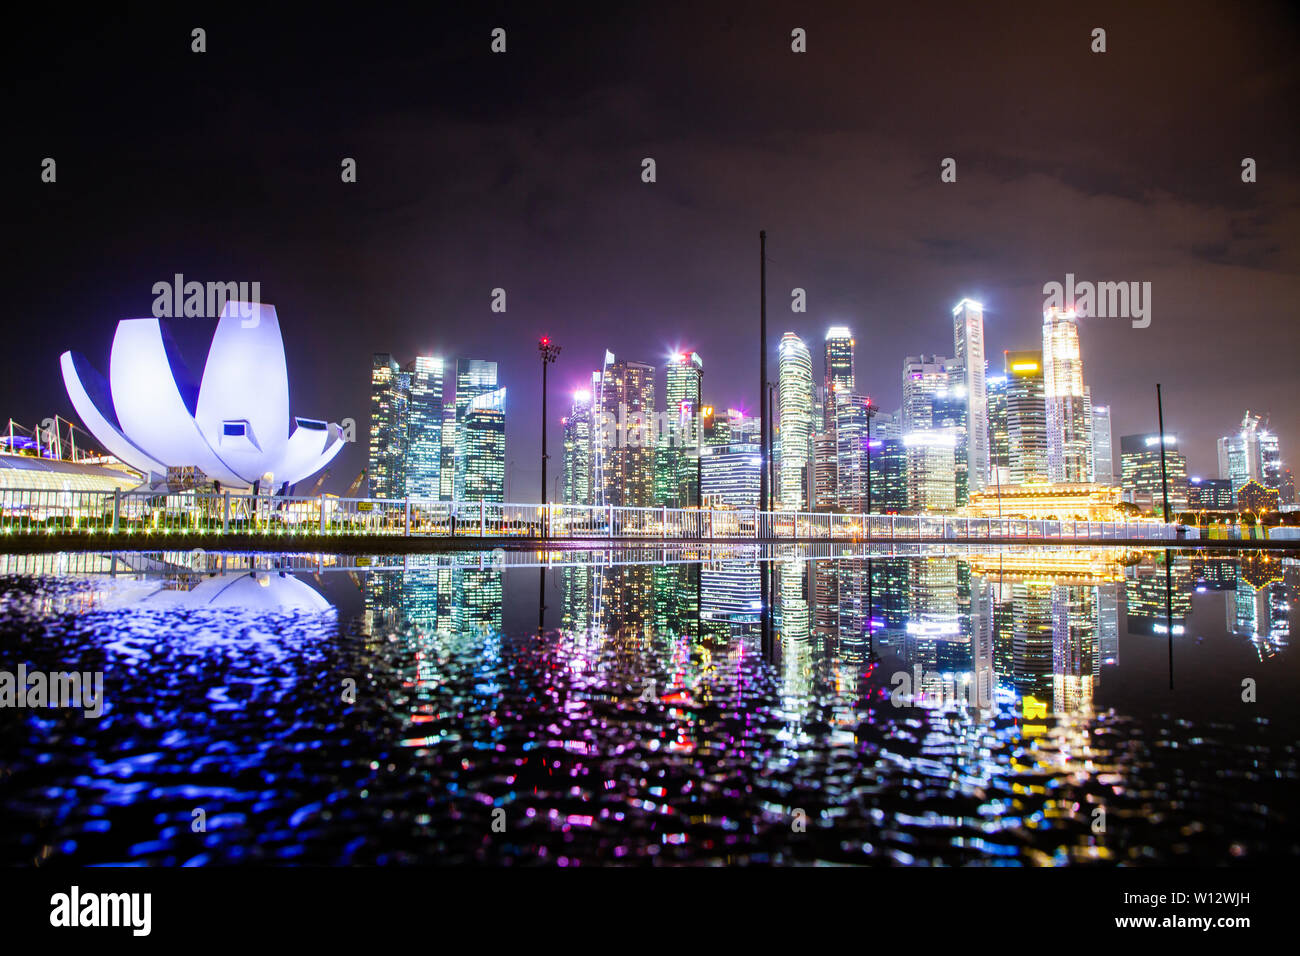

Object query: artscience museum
[60,301,345,493]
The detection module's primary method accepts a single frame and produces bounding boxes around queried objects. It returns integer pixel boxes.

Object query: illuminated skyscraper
[833,392,873,513]
[1217,411,1283,496]
[778,333,814,511]
[952,299,989,493]
[405,355,445,498]
[439,406,456,500]
[1042,307,1091,483]
[823,326,855,427]
[904,430,958,512]
[593,353,655,507]
[661,351,703,507]
[701,442,761,509]
[1004,350,1048,484]
[369,353,408,498]
[461,387,506,502]
[987,374,1009,485]
[902,354,965,508]
[1090,402,1114,485]
[454,359,499,500]
[1120,432,1188,513]
[562,388,593,505]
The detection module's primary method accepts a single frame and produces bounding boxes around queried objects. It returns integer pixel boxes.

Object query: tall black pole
[1156,383,1171,524]
[759,230,768,517]
[538,337,561,536]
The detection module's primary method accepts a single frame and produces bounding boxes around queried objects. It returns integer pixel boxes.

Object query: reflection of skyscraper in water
[905,557,965,676]
[1229,556,1290,658]
[1125,557,1191,638]
[452,568,503,636]
[1052,584,1098,714]
[777,559,810,644]
[701,561,761,632]
[1012,582,1054,709]
[1095,583,1120,666]
[561,565,595,634]
[596,564,656,637]
[653,563,699,638]
[969,575,994,712]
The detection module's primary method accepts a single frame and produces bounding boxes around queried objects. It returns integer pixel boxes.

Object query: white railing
[0,488,1184,542]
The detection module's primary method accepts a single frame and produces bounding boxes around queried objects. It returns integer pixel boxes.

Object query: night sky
[6,2,1299,497]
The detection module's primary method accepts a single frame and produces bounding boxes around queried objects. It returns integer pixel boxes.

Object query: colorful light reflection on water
[0,547,1296,866]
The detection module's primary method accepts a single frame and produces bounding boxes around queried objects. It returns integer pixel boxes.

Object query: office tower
[952,299,989,493]
[461,387,506,502]
[814,431,837,510]
[661,351,702,507]
[931,377,969,505]
[593,353,655,507]
[902,355,948,434]
[987,374,1009,486]
[868,412,908,512]
[902,354,965,508]
[700,442,761,509]
[1282,468,1297,506]
[728,408,761,443]
[1218,411,1283,496]
[834,393,873,513]
[823,326,855,427]
[454,359,499,500]
[701,405,731,446]
[439,406,456,500]
[904,430,958,511]
[778,333,814,511]
[1188,476,1234,510]
[1090,402,1114,485]
[1042,307,1091,482]
[405,355,445,498]
[562,388,593,505]
[1004,350,1048,484]
[1120,433,1188,513]
[369,353,408,498]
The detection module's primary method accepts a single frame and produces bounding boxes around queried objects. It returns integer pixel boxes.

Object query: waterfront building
[1119,432,1188,514]
[405,356,445,498]
[823,326,855,428]
[454,359,500,501]
[987,374,1009,486]
[962,481,1123,521]
[1187,476,1234,511]
[1217,412,1283,496]
[778,333,815,511]
[370,353,408,499]
[952,299,989,493]
[61,303,344,494]
[1004,350,1049,484]
[700,442,761,509]
[1042,308,1091,483]
[1090,402,1114,485]
[461,387,506,502]
[904,429,958,512]
[561,388,593,505]
[1238,479,1280,514]
[593,353,655,507]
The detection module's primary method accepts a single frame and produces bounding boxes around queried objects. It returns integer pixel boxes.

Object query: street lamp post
[538,337,561,537]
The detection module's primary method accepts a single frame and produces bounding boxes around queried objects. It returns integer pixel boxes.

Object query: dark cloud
[4,0,1298,492]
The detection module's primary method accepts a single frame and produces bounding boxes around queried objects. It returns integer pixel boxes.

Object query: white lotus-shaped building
[60,301,345,493]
